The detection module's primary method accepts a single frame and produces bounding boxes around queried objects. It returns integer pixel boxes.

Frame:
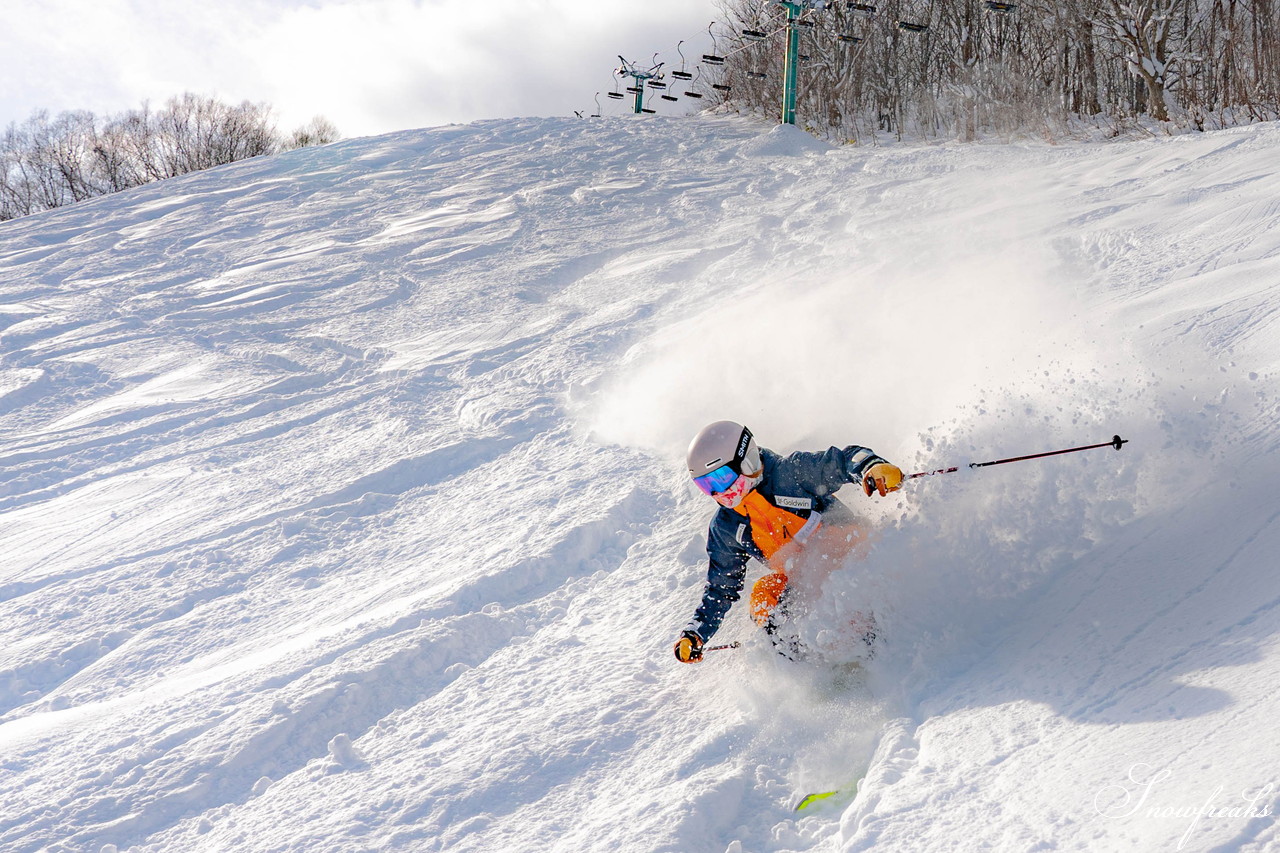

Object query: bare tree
[706,0,1278,140]
[287,116,342,149]
[0,94,342,222]
[92,113,149,193]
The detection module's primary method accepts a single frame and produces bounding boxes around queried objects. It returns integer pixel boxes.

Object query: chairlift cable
[610,7,825,112]
[715,14,801,63]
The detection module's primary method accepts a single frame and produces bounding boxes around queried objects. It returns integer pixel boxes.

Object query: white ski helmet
[686,421,762,496]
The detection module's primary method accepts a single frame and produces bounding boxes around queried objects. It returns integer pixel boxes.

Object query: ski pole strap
[908,435,1127,480]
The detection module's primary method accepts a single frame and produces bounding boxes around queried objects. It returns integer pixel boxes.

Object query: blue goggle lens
[694,464,739,495]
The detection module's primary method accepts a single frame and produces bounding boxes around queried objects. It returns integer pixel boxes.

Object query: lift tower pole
[774,0,824,125]
[782,2,802,124]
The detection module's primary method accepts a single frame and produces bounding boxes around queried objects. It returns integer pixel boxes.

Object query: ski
[795,774,864,811]
[795,789,841,811]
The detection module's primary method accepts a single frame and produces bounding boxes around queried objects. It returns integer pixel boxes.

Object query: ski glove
[862,462,904,497]
[673,630,704,664]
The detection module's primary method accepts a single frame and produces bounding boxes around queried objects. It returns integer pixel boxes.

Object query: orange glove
[673,630,704,663]
[862,461,904,497]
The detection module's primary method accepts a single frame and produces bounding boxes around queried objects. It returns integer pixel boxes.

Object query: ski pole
[704,641,741,653]
[907,434,1128,481]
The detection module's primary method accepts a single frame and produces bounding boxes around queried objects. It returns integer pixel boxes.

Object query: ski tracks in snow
[0,116,836,851]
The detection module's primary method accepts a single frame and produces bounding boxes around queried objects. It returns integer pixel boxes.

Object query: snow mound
[736,121,834,157]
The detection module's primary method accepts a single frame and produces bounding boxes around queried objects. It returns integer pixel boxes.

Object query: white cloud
[0,0,720,138]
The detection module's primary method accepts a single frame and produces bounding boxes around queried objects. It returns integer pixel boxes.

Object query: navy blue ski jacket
[685,445,886,642]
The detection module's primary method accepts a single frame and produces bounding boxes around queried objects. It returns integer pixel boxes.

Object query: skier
[673,420,903,664]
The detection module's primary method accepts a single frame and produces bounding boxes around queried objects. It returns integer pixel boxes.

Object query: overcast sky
[1,0,722,139]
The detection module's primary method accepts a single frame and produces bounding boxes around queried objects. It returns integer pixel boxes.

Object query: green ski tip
[795,773,866,812]
[795,790,840,811]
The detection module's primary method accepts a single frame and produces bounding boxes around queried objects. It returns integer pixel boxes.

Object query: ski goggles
[693,464,740,496]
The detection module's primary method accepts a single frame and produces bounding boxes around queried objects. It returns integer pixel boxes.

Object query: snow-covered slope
[1,115,1278,853]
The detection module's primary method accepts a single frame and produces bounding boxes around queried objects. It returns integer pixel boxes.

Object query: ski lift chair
[702,22,728,68]
[671,41,695,81]
[684,66,707,98]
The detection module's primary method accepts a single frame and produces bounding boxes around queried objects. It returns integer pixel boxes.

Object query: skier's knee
[750,571,788,627]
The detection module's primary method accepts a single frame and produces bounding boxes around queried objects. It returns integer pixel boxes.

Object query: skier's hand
[673,630,704,664]
[862,462,903,497]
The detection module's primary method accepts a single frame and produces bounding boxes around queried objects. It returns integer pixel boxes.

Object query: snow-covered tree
[706,0,1279,139]
[1099,0,1181,121]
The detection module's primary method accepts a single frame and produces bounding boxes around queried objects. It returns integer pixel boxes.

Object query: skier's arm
[684,526,752,645]
[787,445,897,494]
